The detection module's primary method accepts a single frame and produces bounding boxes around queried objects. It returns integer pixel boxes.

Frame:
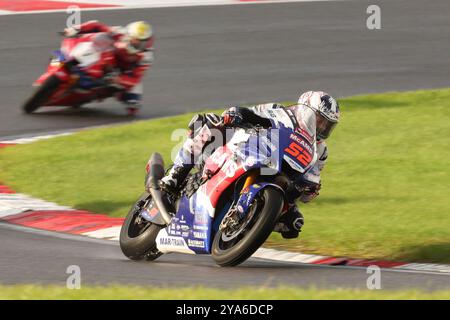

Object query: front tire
[212,188,284,267]
[119,192,163,261]
[22,75,61,114]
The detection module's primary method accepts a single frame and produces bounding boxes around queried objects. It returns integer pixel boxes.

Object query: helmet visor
[316,113,337,140]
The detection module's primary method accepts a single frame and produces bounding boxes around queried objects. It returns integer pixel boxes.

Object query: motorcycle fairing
[69,41,101,67]
[51,50,66,63]
[155,192,213,254]
[155,228,196,255]
[153,131,284,254]
[234,127,282,175]
[202,145,247,208]
[32,33,116,106]
[282,127,317,173]
[34,50,67,86]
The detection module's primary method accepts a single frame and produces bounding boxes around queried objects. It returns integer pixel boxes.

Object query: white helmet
[124,21,153,54]
[296,91,340,140]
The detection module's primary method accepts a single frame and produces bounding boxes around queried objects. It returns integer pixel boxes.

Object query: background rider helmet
[123,21,153,54]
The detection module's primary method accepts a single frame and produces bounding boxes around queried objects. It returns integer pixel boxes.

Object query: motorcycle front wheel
[22,75,61,114]
[211,187,284,267]
[119,192,163,261]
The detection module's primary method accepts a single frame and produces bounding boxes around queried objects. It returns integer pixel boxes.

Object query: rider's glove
[295,177,321,203]
[63,27,79,37]
[221,107,243,126]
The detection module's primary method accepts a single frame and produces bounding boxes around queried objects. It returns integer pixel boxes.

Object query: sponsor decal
[188,239,205,248]
[285,133,314,169]
[159,237,185,247]
[246,191,254,206]
[193,225,208,231]
[284,142,312,168]
[194,211,208,225]
[295,127,313,143]
[193,231,207,239]
[289,133,313,154]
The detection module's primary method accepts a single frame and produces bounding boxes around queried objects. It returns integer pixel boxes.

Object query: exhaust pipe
[146,153,173,225]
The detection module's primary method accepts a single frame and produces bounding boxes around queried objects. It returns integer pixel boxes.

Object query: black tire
[22,75,61,114]
[212,188,284,267]
[119,192,163,261]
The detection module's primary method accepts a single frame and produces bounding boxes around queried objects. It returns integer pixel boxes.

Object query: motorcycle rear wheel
[211,187,283,267]
[22,75,61,114]
[119,192,163,261]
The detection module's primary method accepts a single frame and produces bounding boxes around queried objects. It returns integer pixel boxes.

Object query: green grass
[1,89,449,263]
[1,285,449,300]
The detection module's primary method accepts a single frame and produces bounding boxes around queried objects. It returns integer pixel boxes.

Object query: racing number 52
[284,142,312,167]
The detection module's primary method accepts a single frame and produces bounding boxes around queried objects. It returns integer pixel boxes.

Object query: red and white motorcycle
[22,32,119,113]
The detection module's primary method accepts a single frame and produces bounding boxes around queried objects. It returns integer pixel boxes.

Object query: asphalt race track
[1,223,450,290]
[0,0,449,289]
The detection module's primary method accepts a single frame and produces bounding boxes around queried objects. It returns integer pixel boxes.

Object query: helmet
[297,91,340,140]
[124,21,153,54]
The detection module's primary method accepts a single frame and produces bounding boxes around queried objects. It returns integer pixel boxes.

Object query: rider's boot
[126,106,140,116]
[119,91,142,116]
[125,99,141,116]
[159,162,194,195]
[273,205,304,239]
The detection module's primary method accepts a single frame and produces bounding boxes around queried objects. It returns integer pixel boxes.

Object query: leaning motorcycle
[22,32,117,113]
[120,116,315,266]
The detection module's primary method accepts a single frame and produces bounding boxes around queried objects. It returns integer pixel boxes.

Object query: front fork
[219,171,259,232]
[241,171,258,194]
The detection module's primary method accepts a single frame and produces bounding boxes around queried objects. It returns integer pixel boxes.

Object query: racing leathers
[159,102,328,239]
[65,20,154,113]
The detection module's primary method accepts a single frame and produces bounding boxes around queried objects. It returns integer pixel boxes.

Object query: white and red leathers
[71,20,154,109]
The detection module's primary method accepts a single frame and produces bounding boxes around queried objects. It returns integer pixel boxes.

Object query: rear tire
[119,192,163,261]
[22,75,61,114]
[212,188,283,267]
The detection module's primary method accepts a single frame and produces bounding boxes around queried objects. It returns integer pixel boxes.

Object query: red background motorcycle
[22,32,118,113]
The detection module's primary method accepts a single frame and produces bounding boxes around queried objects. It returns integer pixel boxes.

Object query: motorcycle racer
[157,91,340,239]
[63,20,154,115]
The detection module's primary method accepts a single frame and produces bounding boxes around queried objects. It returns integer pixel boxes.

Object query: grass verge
[0,89,449,263]
[1,285,449,300]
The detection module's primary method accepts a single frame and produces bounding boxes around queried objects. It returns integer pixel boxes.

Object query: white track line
[0,193,73,217]
[253,248,326,263]
[82,226,122,240]
[0,221,118,245]
[0,132,72,144]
